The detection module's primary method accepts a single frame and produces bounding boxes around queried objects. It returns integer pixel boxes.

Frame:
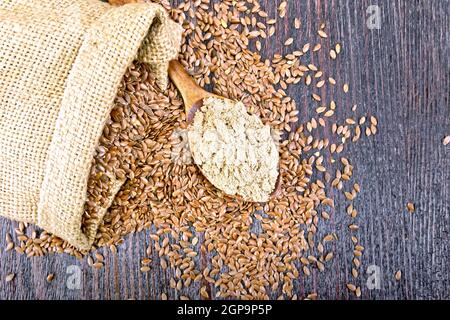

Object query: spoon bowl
[168,60,281,200]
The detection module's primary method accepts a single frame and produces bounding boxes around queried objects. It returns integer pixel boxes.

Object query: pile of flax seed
[3,0,379,300]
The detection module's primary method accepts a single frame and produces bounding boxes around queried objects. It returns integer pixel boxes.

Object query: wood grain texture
[0,0,449,300]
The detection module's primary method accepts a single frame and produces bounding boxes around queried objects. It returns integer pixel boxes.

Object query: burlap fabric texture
[0,0,182,250]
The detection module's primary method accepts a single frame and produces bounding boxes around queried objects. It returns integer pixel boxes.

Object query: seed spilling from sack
[188,97,279,202]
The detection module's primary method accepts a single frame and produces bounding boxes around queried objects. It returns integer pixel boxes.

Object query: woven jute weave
[0,0,182,249]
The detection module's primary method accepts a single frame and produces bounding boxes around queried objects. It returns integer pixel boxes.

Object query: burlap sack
[0,0,182,250]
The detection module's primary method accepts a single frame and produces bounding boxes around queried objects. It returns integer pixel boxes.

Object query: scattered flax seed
[319,119,326,127]
[303,265,311,276]
[347,204,354,215]
[407,202,415,213]
[95,252,104,262]
[295,18,301,29]
[308,64,318,71]
[160,258,167,270]
[46,273,55,282]
[278,1,287,11]
[313,43,321,51]
[352,268,358,278]
[200,286,209,299]
[324,110,334,117]
[321,211,330,219]
[284,37,294,46]
[370,125,378,135]
[355,287,362,297]
[302,43,310,53]
[346,118,356,125]
[317,261,325,272]
[161,293,167,300]
[6,242,14,251]
[353,126,361,142]
[344,191,354,200]
[255,40,261,51]
[307,293,318,300]
[318,30,328,38]
[312,93,321,101]
[349,224,359,231]
[169,278,176,288]
[330,49,337,60]
[140,266,151,272]
[335,43,342,54]
[328,77,336,85]
[443,135,450,146]
[316,106,326,114]
[317,243,324,254]
[258,10,268,18]
[5,273,15,282]
[359,116,366,125]
[370,116,378,126]
[109,244,117,255]
[395,270,402,281]
[343,83,349,93]
[330,101,336,110]
[346,283,356,292]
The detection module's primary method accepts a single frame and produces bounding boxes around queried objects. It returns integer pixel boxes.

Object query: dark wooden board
[0,0,449,300]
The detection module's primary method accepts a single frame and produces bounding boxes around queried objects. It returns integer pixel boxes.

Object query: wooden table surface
[0,0,449,300]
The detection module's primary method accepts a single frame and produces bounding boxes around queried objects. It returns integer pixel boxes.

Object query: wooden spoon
[167,60,282,199]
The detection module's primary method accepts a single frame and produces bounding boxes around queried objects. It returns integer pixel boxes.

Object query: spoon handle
[168,60,208,114]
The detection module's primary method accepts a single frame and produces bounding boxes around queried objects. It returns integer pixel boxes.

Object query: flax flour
[188,97,279,202]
